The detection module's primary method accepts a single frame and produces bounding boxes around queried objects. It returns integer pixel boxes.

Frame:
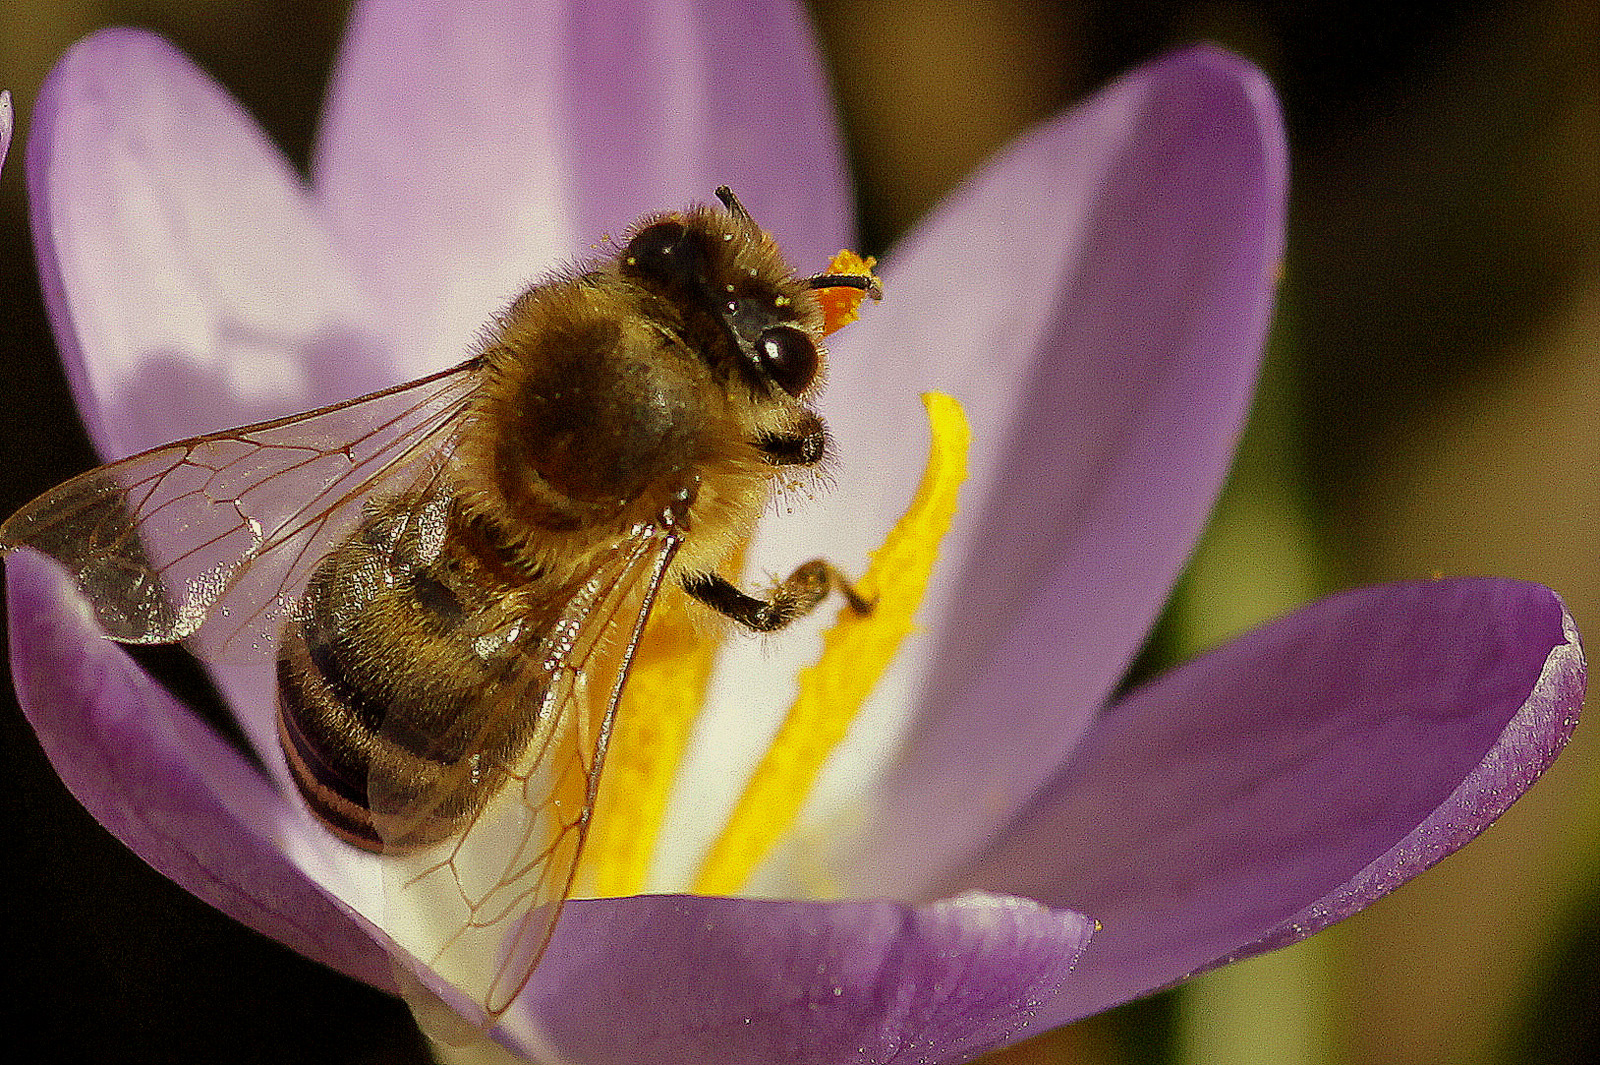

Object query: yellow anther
[573,395,969,899]
[693,392,970,894]
[579,583,722,898]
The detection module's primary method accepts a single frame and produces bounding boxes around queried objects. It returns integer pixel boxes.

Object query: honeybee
[1,187,880,1021]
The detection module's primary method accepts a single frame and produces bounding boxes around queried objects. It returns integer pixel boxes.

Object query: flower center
[577,391,970,898]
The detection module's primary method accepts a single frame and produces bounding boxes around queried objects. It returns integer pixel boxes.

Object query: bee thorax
[467,300,723,536]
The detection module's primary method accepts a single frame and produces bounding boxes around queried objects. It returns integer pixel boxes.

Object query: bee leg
[756,411,828,467]
[682,561,873,633]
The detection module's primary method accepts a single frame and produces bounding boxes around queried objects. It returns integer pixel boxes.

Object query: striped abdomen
[277,491,550,851]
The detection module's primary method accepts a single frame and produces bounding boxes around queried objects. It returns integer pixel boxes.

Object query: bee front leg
[682,561,873,633]
[756,411,828,467]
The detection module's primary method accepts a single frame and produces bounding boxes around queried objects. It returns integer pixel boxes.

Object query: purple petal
[4,552,394,991]
[1,90,13,169]
[26,29,385,460]
[313,0,851,369]
[502,892,1093,1065]
[947,577,1582,1026]
[796,46,1288,896]
[548,0,852,261]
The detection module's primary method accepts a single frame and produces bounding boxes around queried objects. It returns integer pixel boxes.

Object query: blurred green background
[1,1,1595,1062]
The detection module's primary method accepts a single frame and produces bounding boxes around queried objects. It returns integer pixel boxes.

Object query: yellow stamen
[579,580,725,897]
[816,249,880,335]
[693,392,970,895]
[572,394,969,898]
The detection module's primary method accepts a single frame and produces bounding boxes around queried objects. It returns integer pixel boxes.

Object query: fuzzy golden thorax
[450,204,835,586]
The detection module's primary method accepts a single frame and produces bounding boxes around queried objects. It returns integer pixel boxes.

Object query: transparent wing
[0,360,482,659]
[375,524,681,1025]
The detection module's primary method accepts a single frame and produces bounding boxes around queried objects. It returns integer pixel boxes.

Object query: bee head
[619,190,829,403]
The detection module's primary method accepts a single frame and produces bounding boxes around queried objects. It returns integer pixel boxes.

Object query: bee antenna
[805,272,884,301]
[716,185,754,224]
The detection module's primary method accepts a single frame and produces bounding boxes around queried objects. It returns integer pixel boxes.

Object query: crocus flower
[5,1,1583,1062]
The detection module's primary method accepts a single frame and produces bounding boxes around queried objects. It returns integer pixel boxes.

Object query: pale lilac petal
[546,0,851,263]
[4,553,394,991]
[948,578,1582,1025]
[739,47,1287,895]
[314,0,850,372]
[500,892,1093,1065]
[2,90,13,168]
[26,29,384,460]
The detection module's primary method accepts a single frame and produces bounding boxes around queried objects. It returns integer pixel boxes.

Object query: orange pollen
[815,249,880,335]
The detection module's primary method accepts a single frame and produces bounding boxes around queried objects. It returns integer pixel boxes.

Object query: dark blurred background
[2,1,1596,1062]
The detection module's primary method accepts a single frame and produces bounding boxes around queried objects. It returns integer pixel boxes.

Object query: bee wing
[0,360,482,659]
[374,523,681,1025]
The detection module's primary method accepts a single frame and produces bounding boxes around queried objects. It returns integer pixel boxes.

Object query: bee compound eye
[625,221,699,288]
[755,326,819,396]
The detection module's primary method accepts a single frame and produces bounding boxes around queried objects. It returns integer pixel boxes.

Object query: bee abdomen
[276,623,464,851]
[277,495,540,852]
[276,638,389,849]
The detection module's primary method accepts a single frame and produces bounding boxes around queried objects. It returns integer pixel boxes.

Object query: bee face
[0,186,880,1024]
[620,201,827,403]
